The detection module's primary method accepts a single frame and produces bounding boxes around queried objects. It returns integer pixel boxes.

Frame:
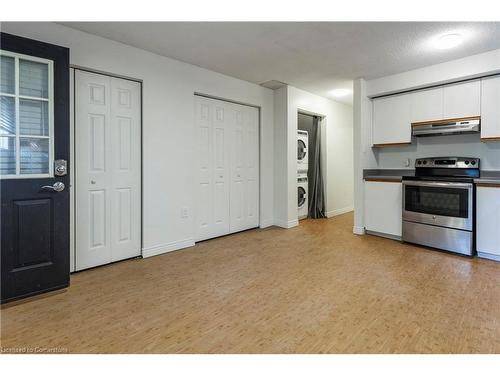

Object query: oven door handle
[402,180,473,189]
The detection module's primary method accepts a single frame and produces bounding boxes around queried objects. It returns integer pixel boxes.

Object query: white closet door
[229,102,259,232]
[75,70,141,270]
[75,71,112,269]
[195,96,259,242]
[195,96,230,241]
[109,77,141,262]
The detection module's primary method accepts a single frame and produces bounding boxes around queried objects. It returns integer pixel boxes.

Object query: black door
[1,33,70,303]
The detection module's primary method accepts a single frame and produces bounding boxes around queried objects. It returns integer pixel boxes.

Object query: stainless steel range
[402,157,480,256]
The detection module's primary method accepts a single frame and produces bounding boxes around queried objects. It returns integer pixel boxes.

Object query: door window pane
[0,52,53,179]
[0,136,16,175]
[19,59,48,98]
[0,96,16,135]
[20,138,49,174]
[0,55,15,94]
[20,99,49,136]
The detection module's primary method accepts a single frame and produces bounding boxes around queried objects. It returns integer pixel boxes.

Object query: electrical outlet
[404,158,411,168]
[181,207,189,219]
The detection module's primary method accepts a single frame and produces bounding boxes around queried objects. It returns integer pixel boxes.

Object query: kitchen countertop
[363,169,413,182]
[474,170,500,185]
[364,175,403,182]
[364,169,500,185]
[474,178,500,185]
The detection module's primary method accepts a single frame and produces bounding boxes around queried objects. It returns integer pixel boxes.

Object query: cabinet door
[477,186,500,259]
[480,76,500,140]
[410,87,443,123]
[443,80,480,119]
[364,181,402,237]
[372,94,411,146]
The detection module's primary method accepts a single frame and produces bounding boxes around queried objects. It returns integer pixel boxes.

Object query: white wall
[285,86,354,224]
[2,22,275,257]
[353,48,500,233]
[367,49,500,97]
[374,134,500,170]
[353,79,376,235]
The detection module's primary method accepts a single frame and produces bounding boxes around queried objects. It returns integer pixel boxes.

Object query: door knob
[41,182,65,192]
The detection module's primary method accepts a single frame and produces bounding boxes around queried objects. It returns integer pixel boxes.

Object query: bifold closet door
[229,103,259,232]
[75,70,141,271]
[195,96,231,241]
[195,96,259,242]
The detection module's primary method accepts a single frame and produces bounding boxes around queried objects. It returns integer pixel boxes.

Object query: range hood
[412,117,480,137]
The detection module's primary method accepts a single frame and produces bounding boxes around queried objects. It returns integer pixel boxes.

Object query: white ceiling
[61,22,500,105]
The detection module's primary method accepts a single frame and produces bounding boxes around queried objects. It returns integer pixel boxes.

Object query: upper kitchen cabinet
[410,87,443,123]
[480,76,500,141]
[372,94,411,146]
[442,80,481,119]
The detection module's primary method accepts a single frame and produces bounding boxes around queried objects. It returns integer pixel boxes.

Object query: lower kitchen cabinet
[364,180,402,238]
[476,185,500,261]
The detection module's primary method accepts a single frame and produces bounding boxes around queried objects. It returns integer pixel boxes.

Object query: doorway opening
[297,112,326,221]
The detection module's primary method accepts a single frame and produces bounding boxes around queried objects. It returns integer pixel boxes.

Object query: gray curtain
[308,116,326,218]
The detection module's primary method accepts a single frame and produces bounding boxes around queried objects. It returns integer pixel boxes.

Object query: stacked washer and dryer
[297,130,309,220]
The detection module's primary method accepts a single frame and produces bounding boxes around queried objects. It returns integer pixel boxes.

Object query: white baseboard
[142,238,195,258]
[326,206,354,218]
[259,219,274,229]
[365,230,401,241]
[477,252,500,262]
[274,218,299,228]
[353,226,365,235]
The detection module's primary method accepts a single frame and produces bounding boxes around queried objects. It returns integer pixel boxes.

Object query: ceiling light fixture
[434,33,463,50]
[330,89,351,97]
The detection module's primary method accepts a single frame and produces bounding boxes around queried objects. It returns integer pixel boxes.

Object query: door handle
[41,182,65,192]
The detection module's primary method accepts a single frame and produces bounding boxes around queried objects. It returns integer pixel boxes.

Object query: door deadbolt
[54,159,67,176]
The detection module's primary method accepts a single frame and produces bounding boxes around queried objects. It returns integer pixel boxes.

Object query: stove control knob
[423,160,427,165]
[465,160,470,165]
[471,160,476,165]
[417,160,422,165]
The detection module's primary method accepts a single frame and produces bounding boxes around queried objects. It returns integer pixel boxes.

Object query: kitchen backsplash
[374,134,500,170]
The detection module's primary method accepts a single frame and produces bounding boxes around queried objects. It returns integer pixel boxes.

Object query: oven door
[402,180,473,231]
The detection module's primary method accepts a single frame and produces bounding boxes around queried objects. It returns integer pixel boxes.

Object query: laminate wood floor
[1,212,499,353]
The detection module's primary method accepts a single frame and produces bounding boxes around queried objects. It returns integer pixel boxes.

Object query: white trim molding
[365,230,401,241]
[326,206,354,218]
[274,219,299,229]
[353,226,366,235]
[142,239,195,258]
[477,252,500,262]
[259,219,274,229]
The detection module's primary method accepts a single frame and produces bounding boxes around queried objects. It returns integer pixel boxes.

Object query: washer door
[298,186,306,207]
[297,139,307,160]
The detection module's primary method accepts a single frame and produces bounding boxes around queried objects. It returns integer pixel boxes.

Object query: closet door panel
[211,102,230,237]
[109,77,141,262]
[196,96,259,241]
[195,97,230,241]
[246,107,259,228]
[230,103,259,232]
[75,71,113,270]
[76,71,141,271]
[230,106,247,232]
[195,98,214,241]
